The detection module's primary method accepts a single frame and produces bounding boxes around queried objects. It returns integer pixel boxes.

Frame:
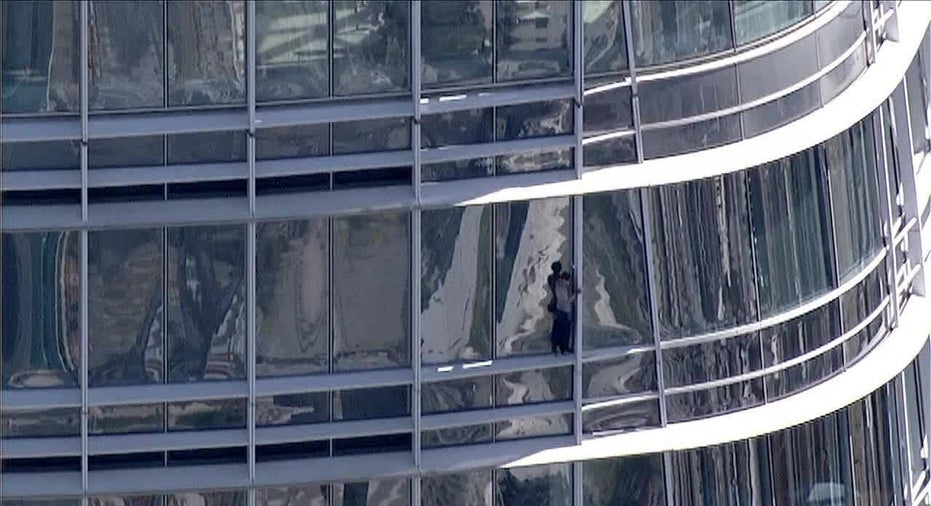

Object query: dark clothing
[551,309,572,354]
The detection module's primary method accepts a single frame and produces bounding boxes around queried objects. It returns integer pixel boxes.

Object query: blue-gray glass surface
[332,212,410,371]
[88,403,164,435]
[167,131,247,165]
[583,354,656,398]
[742,80,822,138]
[1,140,80,171]
[583,84,632,136]
[88,0,165,110]
[496,148,572,175]
[641,114,742,159]
[421,376,493,414]
[733,0,812,46]
[748,149,836,315]
[256,219,329,377]
[90,495,162,506]
[166,225,246,383]
[666,378,764,422]
[582,136,638,168]
[768,414,854,505]
[495,367,571,406]
[761,302,840,367]
[649,174,758,339]
[421,206,493,364]
[494,198,571,356]
[582,191,651,348]
[496,464,571,506]
[668,442,767,506]
[737,28,818,103]
[421,0,493,88]
[167,398,246,431]
[422,158,494,182]
[0,407,81,438]
[88,228,163,387]
[255,1,328,102]
[2,231,80,388]
[495,0,571,81]
[629,0,733,67]
[583,0,627,74]
[907,50,931,154]
[638,65,738,125]
[582,399,660,433]
[330,478,410,506]
[817,1,863,66]
[332,117,410,155]
[257,486,327,506]
[421,424,493,448]
[844,316,884,365]
[840,267,885,332]
[583,455,666,506]
[166,1,245,106]
[89,135,165,169]
[495,414,572,441]
[764,346,843,400]
[333,385,409,421]
[495,100,573,141]
[256,124,330,160]
[662,333,762,388]
[166,491,246,506]
[848,394,897,505]
[256,392,329,426]
[332,1,409,96]
[825,119,882,281]
[1,0,80,113]
[423,470,493,506]
[820,41,866,105]
[421,108,493,148]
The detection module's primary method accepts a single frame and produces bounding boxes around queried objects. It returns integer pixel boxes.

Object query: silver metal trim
[639,189,668,426]
[422,354,574,383]
[256,151,413,178]
[88,429,249,455]
[256,417,412,446]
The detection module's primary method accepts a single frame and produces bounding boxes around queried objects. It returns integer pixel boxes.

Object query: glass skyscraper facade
[2,1,930,505]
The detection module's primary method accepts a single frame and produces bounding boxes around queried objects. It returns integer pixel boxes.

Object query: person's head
[560,271,571,281]
[551,261,562,274]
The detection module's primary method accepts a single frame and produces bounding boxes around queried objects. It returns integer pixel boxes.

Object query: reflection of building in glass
[1,1,931,504]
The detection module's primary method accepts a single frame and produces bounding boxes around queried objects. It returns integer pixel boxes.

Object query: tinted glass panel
[166,1,245,106]
[650,174,758,338]
[421,108,493,148]
[1,140,80,171]
[668,442,767,506]
[495,100,573,141]
[583,455,666,506]
[583,353,656,398]
[768,414,853,506]
[495,1,571,82]
[907,50,931,153]
[495,367,572,406]
[332,117,410,155]
[421,1,493,88]
[88,0,165,110]
[496,148,572,175]
[88,228,164,387]
[255,1,328,102]
[641,114,742,159]
[333,385,409,421]
[582,191,651,348]
[582,136,637,168]
[167,398,246,431]
[256,392,329,427]
[0,408,81,438]
[494,198,572,356]
[733,0,812,46]
[89,136,165,169]
[583,84,632,135]
[629,0,733,67]
[2,231,81,388]
[816,1,863,66]
[761,302,840,367]
[742,79,822,138]
[255,124,330,160]
[764,346,843,400]
[166,491,245,506]
[737,29,818,102]
[495,464,571,506]
[2,0,80,113]
[638,66,739,125]
[88,404,164,435]
[663,333,762,388]
[423,470,493,506]
[820,42,866,104]
[839,268,885,331]
[167,131,247,165]
[331,478,410,506]
[257,486,327,506]
[583,1,627,74]
[495,414,572,441]
[582,399,660,433]
[421,376,493,414]
[166,225,246,383]
[422,158,494,182]
[256,219,329,377]
[332,212,410,371]
[666,378,764,422]
[421,424,493,448]
[332,1,410,96]
[421,206,493,364]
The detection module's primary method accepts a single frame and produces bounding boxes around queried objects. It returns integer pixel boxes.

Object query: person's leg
[556,310,570,353]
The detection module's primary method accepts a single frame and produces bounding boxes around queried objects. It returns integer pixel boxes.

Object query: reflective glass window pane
[166,1,245,106]
[495,100,573,142]
[768,414,853,506]
[629,0,733,67]
[88,228,164,387]
[582,136,637,169]
[1,140,80,171]
[331,478,410,506]
[761,302,840,367]
[422,158,494,182]
[825,119,882,281]
[583,353,656,398]
[748,149,835,315]
[495,464,571,506]
[582,191,651,348]
[641,114,742,159]
[583,455,666,506]
[733,0,812,46]
[742,79,822,138]
[255,124,330,161]
[332,117,411,155]
[844,315,885,366]
[89,136,165,169]
[166,491,246,506]
[421,0,493,88]
[495,413,572,441]
[0,408,81,438]
[421,108,493,148]
[333,385,409,421]
[737,29,818,103]
[663,333,762,388]
[90,495,162,506]
[256,219,329,377]
[422,376,494,414]
[840,267,885,332]
[649,174,758,339]
[256,392,329,427]
[666,378,764,422]
[583,1,627,74]
[421,206,493,364]
[668,442,766,506]
[495,367,572,406]
[255,1,328,102]
[423,470,493,506]
[332,1,410,96]
[167,398,246,431]
[166,225,246,383]
[816,1,863,66]
[167,131,247,165]
[820,41,866,105]
[88,0,165,110]
[582,399,660,433]
[494,198,572,356]
[2,0,80,113]
[2,231,81,388]
[421,423,493,448]
[907,50,931,153]
[332,212,410,371]
[764,346,843,400]
[495,148,572,175]
[495,1,571,82]
[88,404,164,435]
[583,84,632,136]
[257,486,327,506]
[638,66,738,125]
